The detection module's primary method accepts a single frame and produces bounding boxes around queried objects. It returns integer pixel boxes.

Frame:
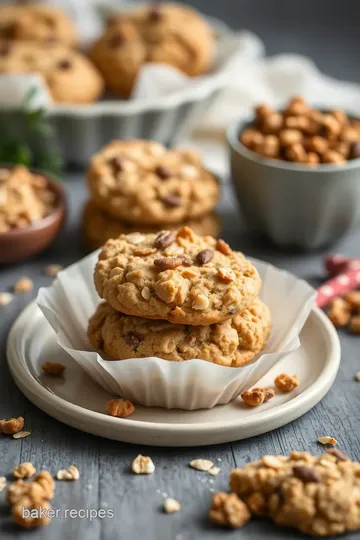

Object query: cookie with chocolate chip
[82,201,221,251]
[87,298,271,366]
[93,227,262,325]
[87,140,219,225]
[0,40,103,103]
[230,450,360,537]
[90,2,213,98]
[0,3,77,47]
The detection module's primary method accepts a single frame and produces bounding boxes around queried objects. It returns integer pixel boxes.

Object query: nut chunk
[132,454,155,475]
[42,362,65,376]
[209,492,251,529]
[12,462,36,479]
[274,373,299,393]
[0,416,24,435]
[56,466,79,481]
[106,398,135,418]
[241,387,275,407]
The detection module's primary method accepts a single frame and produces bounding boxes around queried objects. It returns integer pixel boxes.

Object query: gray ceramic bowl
[227,119,360,249]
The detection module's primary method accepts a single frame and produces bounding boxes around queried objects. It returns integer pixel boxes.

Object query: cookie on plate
[94,226,262,325]
[0,40,104,103]
[87,140,219,225]
[90,2,214,97]
[88,298,271,366]
[82,200,221,251]
[0,3,77,47]
[230,450,360,536]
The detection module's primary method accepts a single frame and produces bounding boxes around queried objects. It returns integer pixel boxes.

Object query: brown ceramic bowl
[0,166,66,265]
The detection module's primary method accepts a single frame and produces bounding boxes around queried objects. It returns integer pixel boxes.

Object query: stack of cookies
[88,227,272,368]
[82,140,221,250]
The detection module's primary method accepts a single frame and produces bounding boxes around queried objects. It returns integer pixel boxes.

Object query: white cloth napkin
[3,0,360,177]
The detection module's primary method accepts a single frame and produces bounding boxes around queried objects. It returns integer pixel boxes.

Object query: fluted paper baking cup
[37,250,316,410]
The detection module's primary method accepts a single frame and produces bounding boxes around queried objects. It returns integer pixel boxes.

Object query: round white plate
[7,301,340,447]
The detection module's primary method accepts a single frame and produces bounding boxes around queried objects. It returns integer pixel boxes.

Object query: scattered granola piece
[43,264,63,277]
[56,466,80,481]
[241,387,274,407]
[13,431,31,440]
[190,459,214,472]
[42,362,65,376]
[208,467,221,476]
[0,477,7,493]
[209,492,251,528]
[0,292,13,305]
[12,462,36,479]
[132,455,155,475]
[13,277,33,293]
[349,315,360,335]
[317,436,337,445]
[106,398,135,418]
[274,373,299,393]
[33,471,55,499]
[0,416,24,435]
[12,499,52,529]
[163,498,181,514]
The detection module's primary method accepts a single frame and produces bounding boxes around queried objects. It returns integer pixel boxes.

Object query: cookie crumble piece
[106,398,135,418]
[42,362,65,376]
[274,373,299,393]
[209,492,251,528]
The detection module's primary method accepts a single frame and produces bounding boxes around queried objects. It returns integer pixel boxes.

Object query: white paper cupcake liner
[37,251,316,410]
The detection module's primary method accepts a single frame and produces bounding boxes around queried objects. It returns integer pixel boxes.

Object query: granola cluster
[240,96,360,166]
[327,292,360,334]
[241,372,299,408]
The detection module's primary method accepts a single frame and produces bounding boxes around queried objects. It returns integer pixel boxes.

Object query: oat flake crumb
[164,498,181,514]
[56,465,80,481]
[12,431,31,439]
[0,477,7,493]
[132,454,155,475]
[318,436,337,445]
[13,277,33,293]
[0,292,13,305]
[208,467,221,476]
[44,264,63,277]
[190,459,214,472]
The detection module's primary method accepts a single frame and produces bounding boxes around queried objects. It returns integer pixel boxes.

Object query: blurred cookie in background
[90,2,214,98]
[82,200,221,251]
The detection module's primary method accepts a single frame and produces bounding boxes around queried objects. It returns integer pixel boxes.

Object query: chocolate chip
[148,4,162,21]
[327,448,349,462]
[154,256,192,271]
[162,195,181,207]
[155,165,171,179]
[109,156,123,172]
[350,141,360,160]
[109,33,125,48]
[154,231,175,249]
[58,59,72,70]
[196,249,214,265]
[293,466,320,483]
[124,332,144,351]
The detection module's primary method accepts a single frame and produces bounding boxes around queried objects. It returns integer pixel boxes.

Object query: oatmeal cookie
[87,298,271,366]
[0,4,77,47]
[94,227,262,325]
[230,450,360,536]
[87,140,219,225]
[0,40,103,103]
[90,2,213,97]
[82,200,221,251]
[0,166,56,232]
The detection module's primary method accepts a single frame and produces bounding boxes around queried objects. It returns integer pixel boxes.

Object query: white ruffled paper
[36,251,316,410]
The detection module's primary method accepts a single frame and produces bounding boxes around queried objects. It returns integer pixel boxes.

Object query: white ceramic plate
[7,302,340,447]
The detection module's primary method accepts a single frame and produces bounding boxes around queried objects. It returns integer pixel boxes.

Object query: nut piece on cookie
[274,373,299,393]
[209,492,251,529]
[106,398,135,418]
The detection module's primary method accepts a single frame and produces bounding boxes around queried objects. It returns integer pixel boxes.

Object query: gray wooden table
[1,175,360,540]
[1,1,360,539]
